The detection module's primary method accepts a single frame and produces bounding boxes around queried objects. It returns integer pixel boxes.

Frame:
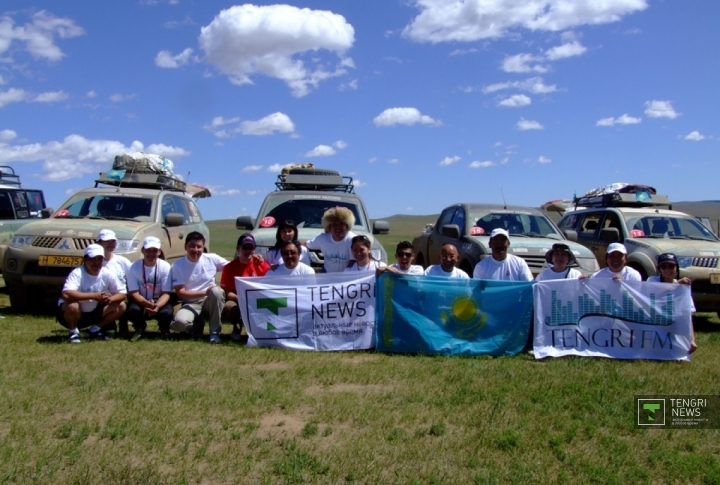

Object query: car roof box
[275,173,354,193]
[575,192,671,209]
[95,171,211,198]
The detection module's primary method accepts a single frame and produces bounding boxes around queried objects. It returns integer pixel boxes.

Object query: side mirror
[600,227,620,242]
[373,220,390,235]
[564,229,578,242]
[236,216,254,230]
[442,224,460,239]
[164,212,184,227]
[41,208,53,219]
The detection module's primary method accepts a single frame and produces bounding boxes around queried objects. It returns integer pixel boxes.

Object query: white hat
[97,229,117,241]
[490,228,510,239]
[84,244,105,258]
[143,236,162,249]
[607,242,627,255]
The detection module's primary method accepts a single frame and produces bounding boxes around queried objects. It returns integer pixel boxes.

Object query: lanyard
[142,264,158,300]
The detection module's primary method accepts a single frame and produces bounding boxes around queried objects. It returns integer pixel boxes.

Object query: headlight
[677,257,693,269]
[10,235,36,248]
[577,257,599,272]
[115,239,140,253]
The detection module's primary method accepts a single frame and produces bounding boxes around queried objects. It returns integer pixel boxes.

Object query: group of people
[57,207,697,352]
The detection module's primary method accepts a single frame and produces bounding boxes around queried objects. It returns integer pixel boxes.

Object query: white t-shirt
[127,259,172,300]
[267,262,316,276]
[103,254,132,292]
[424,265,470,279]
[171,253,228,302]
[344,259,386,272]
[591,266,642,281]
[473,254,533,281]
[266,246,311,267]
[536,267,583,281]
[59,266,124,312]
[389,263,424,275]
[306,231,356,273]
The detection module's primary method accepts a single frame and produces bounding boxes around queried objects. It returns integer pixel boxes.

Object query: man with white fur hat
[126,236,174,340]
[56,244,127,343]
[305,206,357,273]
[472,228,533,281]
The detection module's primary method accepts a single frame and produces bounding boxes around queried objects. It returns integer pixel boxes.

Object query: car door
[158,194,187,261]
[595,211,624,264]
[576,212,604,263]
[428,207,459,264]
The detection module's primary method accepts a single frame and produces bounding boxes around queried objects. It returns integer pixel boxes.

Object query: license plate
[711,274,720,284]
[38,255,83,267]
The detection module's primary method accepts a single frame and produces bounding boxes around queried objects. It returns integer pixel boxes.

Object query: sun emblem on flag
[439,294,487,339]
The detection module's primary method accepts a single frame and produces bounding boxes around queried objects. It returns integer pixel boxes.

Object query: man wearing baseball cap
[590,242,642,280]
[96,229,132,292]
[126,237,174,340]
[220,233,270,341]
[472,228,533,281]
[57,244,127,343]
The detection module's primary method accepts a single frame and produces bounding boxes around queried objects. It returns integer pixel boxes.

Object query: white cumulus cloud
[334,140,347,149]
[403,0,648,43]
[685,131,705,141]
[305,145,336,157]
[596,114,642,126]
[469,160,495,168]
[0,129,17,142]
[516,118,544,130]
[544,41,587,60]
[242,165,263,172]
[109,93,136,102]
[351,179,367,187]
[237,112,295,136]
[33,90,68,103]
[373,107,440,127]
[267,163,291,173]
[440,155,461,166]
[155,48,194,68]
[198,4,355,97]
[537,155,551,164]
[498,94,531,107]
[483,77,556,94]
[502,53,548,73]
[0,88,28,107]
[645,100,679,119]
[0,10,85,62]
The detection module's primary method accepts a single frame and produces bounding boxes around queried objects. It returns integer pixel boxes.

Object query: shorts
[56,303,104,329]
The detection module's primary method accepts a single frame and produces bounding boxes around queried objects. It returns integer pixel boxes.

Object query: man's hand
[99,292,112,304]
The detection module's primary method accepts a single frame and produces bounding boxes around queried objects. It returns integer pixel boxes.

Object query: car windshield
[624,215,718,241]
[470,211,562,238]
[258,197,366,230]
[55,194,153,221]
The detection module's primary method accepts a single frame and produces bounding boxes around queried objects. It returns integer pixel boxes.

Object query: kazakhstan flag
[375,273,534,356]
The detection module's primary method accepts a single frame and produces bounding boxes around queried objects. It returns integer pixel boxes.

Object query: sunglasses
[241,245,255,251]
[281,250,298,256]
[396,252,413,258]
[658,263,677,270]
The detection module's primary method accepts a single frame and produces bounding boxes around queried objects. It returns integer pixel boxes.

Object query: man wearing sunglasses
[378,241,424,275]
[267,240,315,276]
[220,233,271,341]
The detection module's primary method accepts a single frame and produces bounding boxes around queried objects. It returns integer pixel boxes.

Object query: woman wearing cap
[345,235,386,272]
[536,243,583,281]
[267,240,315,276]
[266,220,311,267]
[305,207,357,273]
[649,253,696,353]
[589,242,642,280]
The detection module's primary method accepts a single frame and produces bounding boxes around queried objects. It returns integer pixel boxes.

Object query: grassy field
[1,218,719,484]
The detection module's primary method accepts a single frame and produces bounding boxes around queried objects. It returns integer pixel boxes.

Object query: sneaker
[230,328,241,342]
[85,328,111,341]
[68,333,81,344]
[209,334,221,344]
[160,330,170,340]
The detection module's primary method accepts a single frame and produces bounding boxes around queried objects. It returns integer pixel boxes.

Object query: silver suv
[236,167,389,268]
[558,192,720,312]
[3,171,210,313]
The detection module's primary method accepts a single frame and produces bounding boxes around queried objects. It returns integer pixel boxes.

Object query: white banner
[533,279,694,361]
[235,272,376,351]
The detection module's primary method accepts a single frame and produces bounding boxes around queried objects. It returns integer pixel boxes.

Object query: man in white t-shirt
[424,244,469,278]
[305,207,357,273]
[590,242,642,281]
[126,237,174,340]
[97,229,132,291]
[56,244,127,343]
[378,240,424,276]
[267,240,315,276]
[170,231,229,344]
[473,228,533,281]
[536,243,583,281]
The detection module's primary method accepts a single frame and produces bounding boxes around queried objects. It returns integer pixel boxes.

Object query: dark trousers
[126,302,174,332]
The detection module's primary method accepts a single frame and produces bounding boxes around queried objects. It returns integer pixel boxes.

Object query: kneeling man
[57,244,127,343]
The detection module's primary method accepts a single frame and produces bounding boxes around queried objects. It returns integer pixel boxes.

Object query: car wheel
[415,253,425,268]
[460,261,473,276]
[629,264,648,281]
[7,283,32,314]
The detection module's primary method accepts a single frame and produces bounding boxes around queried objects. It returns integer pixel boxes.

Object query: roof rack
[574,192,672,209]
[275,173,355,193]
[95,171,187,192]
[0,166,22,188]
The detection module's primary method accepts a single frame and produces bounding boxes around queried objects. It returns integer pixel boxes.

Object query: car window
[184,198,203,223]
[450,208,466,235]
[578,213,602,238]
[171,196,192,224]
[436,208,457,233]
[559,213,579,230]
[624,215,718,240]
[601,212,622,232]
[56,194,153,220]
[258,198,366,230]
[161,196,176,221]
[470,211,561,238]
[26,190,45,216]
[0,191,15,219]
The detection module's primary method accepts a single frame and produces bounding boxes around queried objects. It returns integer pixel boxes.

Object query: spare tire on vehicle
[286,167,340,177]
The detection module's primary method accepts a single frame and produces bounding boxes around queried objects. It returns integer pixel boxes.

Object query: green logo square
[638,399,665,426]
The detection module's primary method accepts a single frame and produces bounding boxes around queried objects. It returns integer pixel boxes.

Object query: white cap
[607,242,627,254]
[97,229,117,241]
[490,228,510,239]
[143,236,162,249]
[84,244,105,259]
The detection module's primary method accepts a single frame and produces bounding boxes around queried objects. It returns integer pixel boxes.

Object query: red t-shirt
[220,258,270,294]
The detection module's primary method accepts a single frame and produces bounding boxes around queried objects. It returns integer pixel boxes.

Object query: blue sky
[1,1,718,221]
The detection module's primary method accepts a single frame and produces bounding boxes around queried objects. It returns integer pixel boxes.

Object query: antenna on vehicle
[186,171,191,186]
[500,188,507,209]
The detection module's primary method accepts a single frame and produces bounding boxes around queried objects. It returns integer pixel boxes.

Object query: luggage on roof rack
[275,172,354,193]
[0,165,22,188]
[574,192,671,209]
[96,171,187,192]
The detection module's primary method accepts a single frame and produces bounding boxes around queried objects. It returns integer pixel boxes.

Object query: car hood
[13,218,146,240]
[252,227,377,247]
[471,235,595,258]
[626,237,720,256]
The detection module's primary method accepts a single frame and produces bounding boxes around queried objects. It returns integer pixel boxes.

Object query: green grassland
[1,217,719,484]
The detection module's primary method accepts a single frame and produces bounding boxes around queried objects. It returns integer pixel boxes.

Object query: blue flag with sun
[375,273,534,356]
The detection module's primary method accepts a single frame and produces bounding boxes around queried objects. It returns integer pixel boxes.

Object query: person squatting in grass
[377,240,424,276]
[472,228,533,281]
[588,242,642,280]
[535,243,583,281]
[267,240,315,276]
[125,236,173,341]
[424,244,469,278]
[345,235,386,272]
[266,220,311,267]
[170,231,228,344]
[96,229,132,291]
[305,206,356,273]
[220,233,270,342]
[57,244,127,343]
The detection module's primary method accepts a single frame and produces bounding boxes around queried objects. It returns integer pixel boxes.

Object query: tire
[629,264,648,281]
[415,253,425,268]
[460,261,473,276]
[7,283,31,314]
[287,168,340,176]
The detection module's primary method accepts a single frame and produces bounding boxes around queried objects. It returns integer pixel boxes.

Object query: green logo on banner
[257,297,287,315]
[267,322,277,331]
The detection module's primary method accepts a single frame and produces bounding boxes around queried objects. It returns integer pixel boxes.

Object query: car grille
[691,280,720,294]
[72,238,95,250]
[32,236,62,248]
[518,255,546,270]
[691,257,719,268]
